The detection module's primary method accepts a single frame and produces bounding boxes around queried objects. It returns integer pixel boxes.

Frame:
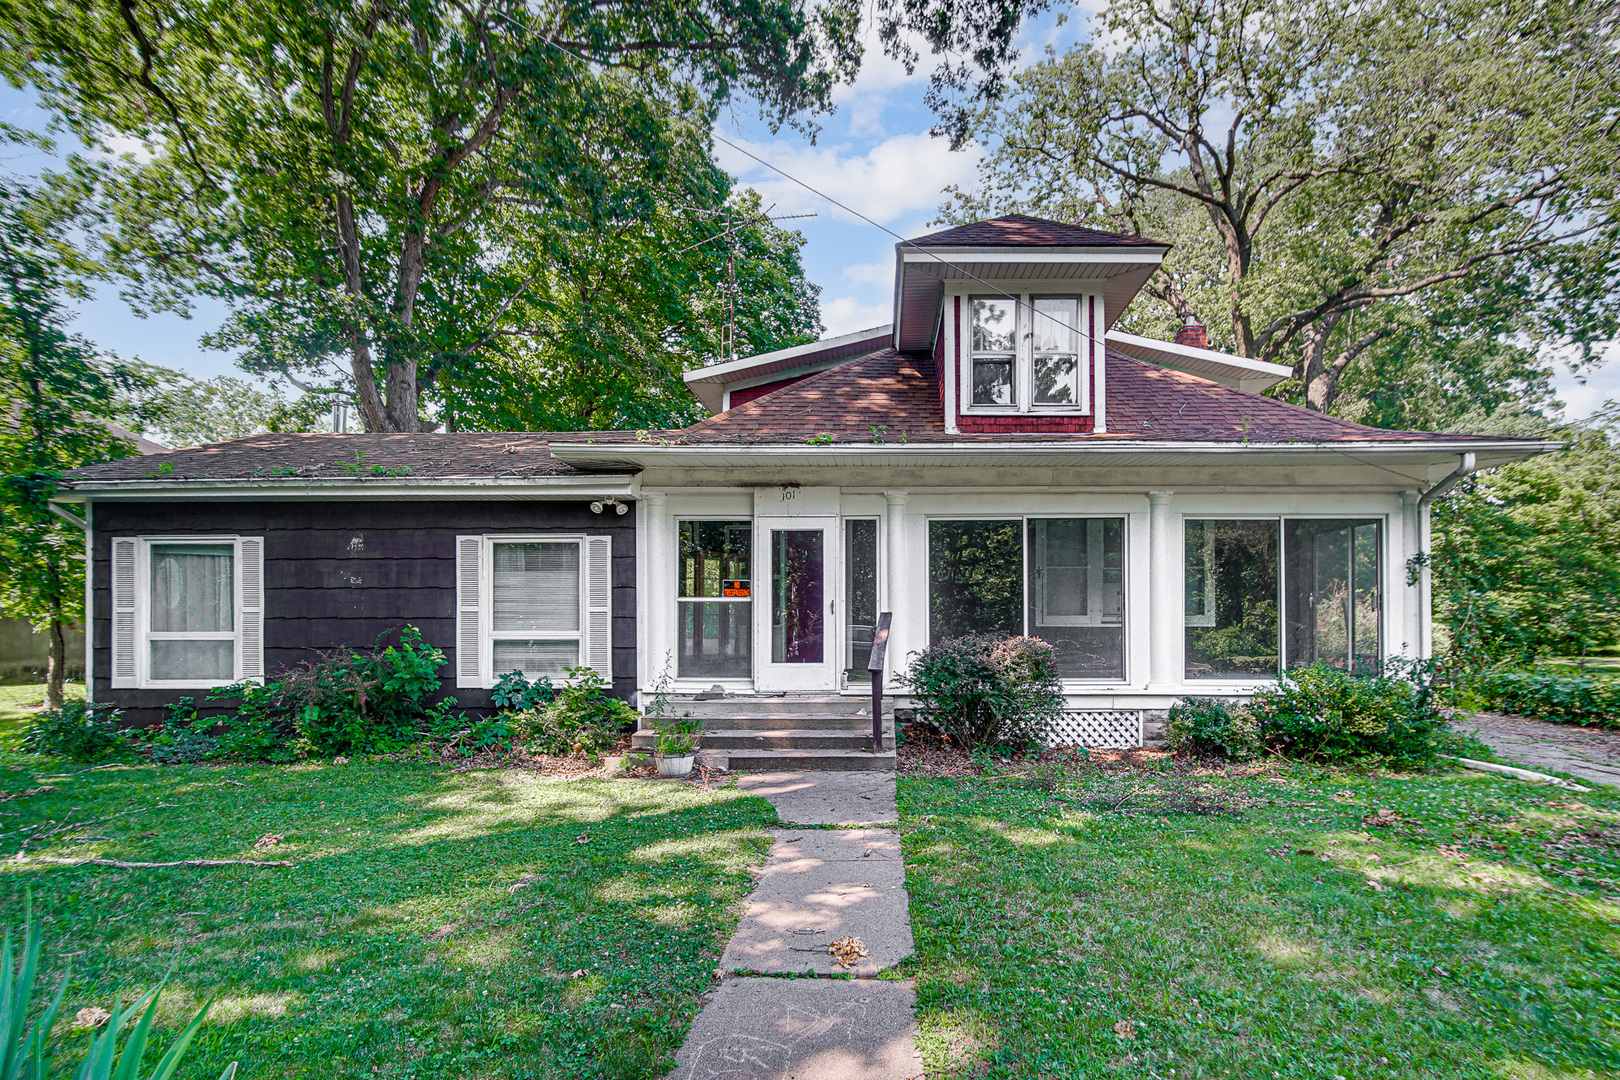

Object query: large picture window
[1185,518,1383,680]
[928,517,1128,680]
[678,520,752,678]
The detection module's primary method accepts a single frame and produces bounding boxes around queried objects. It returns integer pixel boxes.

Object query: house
[55,215,1556,765]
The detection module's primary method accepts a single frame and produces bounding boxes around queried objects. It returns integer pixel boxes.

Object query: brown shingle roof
[64,431,589,483]
[572,348,1526,446]
[908,214,1164,249]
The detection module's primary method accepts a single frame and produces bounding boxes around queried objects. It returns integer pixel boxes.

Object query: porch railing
[866,612,892,753]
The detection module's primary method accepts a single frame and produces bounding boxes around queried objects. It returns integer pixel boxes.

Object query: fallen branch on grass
[8,855,294,870]
[1445,756,1591,792]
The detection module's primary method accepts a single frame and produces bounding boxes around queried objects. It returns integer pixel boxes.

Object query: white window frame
[131,535,259,690]
[479,533,589,687]
[923,514,1130,685]
[964,293,1094,416]
[1180,514,1389,684]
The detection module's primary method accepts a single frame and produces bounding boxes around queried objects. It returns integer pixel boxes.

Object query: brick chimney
[1173,317,1208,349]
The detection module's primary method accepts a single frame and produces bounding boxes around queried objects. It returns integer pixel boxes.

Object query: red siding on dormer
[727,374,812,409]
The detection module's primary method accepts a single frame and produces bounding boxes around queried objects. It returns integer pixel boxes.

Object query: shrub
[1166,697,1261,761]
[1473,670,1620,729]
[144,697,221,764]
[1246,662,1450,766]
[510,667,635,758]
[21,701,127,761]
[492,670,555,712]
[902,635,1062,750]
[208,625,451,759]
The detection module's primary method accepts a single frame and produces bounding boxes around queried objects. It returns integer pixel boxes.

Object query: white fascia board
[1106,329,1294,389]
[900,247,1168,265]
[52,475,641,502]
[549,439,1562,467]
[683,325,893,387]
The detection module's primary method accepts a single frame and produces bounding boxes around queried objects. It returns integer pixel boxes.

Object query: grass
[898,760,1620,1079]
[0,759,774,1079]
[0,681,83,749]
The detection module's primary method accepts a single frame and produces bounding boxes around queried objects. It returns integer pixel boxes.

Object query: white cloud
[841,260,893,289]
[821,296,893,337]
[1552,342,1620,421]
[717,131,980,227]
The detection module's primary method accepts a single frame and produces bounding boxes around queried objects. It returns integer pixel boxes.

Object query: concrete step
[632,728,890,751]
[669,696,877,721]
[642,714,884,732]
[721,748,896,772]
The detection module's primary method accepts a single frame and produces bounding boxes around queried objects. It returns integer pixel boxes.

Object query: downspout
[48,501,91,701]
[1412,452,1478,660]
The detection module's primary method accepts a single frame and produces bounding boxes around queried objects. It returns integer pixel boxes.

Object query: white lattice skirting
[1046,711,1142,749]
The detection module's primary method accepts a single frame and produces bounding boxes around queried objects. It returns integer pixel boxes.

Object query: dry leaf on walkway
[253,833,284,849]
[829,936,869,967]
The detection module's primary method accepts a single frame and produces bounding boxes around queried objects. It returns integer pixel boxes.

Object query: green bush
[208,625,452,759]
[509,667,634,758]
[492,670,554,711]
[143,697,221,764]
[1247,662,1450,766]
[1166,697,1261,761]
[902,635,1062,750]
[1474,670,1620,729]
[20,701,127,761]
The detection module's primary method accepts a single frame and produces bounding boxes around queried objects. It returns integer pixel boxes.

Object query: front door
[754,515,839,692]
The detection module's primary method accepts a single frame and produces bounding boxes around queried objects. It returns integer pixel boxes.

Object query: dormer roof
[893,214,1170,350]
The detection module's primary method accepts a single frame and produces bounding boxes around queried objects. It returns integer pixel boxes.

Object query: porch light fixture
[590,498,629,515]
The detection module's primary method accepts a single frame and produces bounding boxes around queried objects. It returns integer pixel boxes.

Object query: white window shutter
[456,536,484,688]
[238,537,265,680]
[584,536,613,682]
[111,538,138,688]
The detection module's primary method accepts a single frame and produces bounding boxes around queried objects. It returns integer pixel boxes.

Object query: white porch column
[1147,490,1177,691]
[883,490,910,690]
[1400,490,1422,659]
[640,491,669,687]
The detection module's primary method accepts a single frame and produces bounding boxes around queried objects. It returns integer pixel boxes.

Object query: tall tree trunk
[45,608,66,710]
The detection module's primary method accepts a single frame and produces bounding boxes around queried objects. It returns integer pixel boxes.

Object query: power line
[534,35,1104,357]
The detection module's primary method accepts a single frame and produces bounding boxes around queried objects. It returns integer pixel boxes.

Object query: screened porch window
[678,520,752,678]
[1185,518,1382,680]
[491,541,581,679]
[928,517,1127,680]
[148,542,235,682]
[843,518,879,683]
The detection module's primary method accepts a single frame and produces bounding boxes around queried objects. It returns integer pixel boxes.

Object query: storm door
[754,516,839,691]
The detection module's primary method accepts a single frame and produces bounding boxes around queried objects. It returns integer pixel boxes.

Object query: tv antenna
[678,205,815,364]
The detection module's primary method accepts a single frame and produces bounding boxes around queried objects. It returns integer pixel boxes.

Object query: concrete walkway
[1458,713,1620,788]
[669,773,923,1080]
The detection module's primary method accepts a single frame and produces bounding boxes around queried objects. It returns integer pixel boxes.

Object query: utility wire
[535,35,1106,358]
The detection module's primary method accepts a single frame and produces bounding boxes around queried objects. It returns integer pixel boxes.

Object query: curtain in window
[148,543,235,681]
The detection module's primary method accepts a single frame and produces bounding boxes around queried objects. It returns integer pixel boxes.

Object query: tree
[0,180,140,707]
[943,0,1620,411]
[1431,405,1620,667]
[114,362,337,447]
[1,0,1042,432]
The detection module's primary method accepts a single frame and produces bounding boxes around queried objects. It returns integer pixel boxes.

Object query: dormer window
[967,294,1091,413]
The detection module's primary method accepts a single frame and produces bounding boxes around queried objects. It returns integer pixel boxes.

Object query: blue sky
[2,9,1616,420]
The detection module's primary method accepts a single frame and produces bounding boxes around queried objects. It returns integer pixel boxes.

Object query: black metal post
[867,612,892,753]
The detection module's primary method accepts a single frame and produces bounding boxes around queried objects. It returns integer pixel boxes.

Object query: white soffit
[894,246,1168,351]
[683,325,894,413]
[1105,330,1294,393]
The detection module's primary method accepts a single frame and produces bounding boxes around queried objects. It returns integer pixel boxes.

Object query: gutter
[51,474,641,503]
[1416,452,1479,511]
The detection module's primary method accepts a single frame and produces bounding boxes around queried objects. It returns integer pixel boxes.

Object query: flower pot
[657,754,695,778]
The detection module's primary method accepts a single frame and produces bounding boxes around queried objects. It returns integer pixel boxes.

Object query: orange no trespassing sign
[722,580,751,597]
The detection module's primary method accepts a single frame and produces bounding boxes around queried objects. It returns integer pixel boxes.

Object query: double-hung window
[111,535,264,689]
[456,534,614,687]
[967,293,1092,413]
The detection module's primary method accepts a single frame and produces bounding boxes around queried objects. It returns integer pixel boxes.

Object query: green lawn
[0,761,773,1079]
[0,681,83,749]
[898,761,1620,1079]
